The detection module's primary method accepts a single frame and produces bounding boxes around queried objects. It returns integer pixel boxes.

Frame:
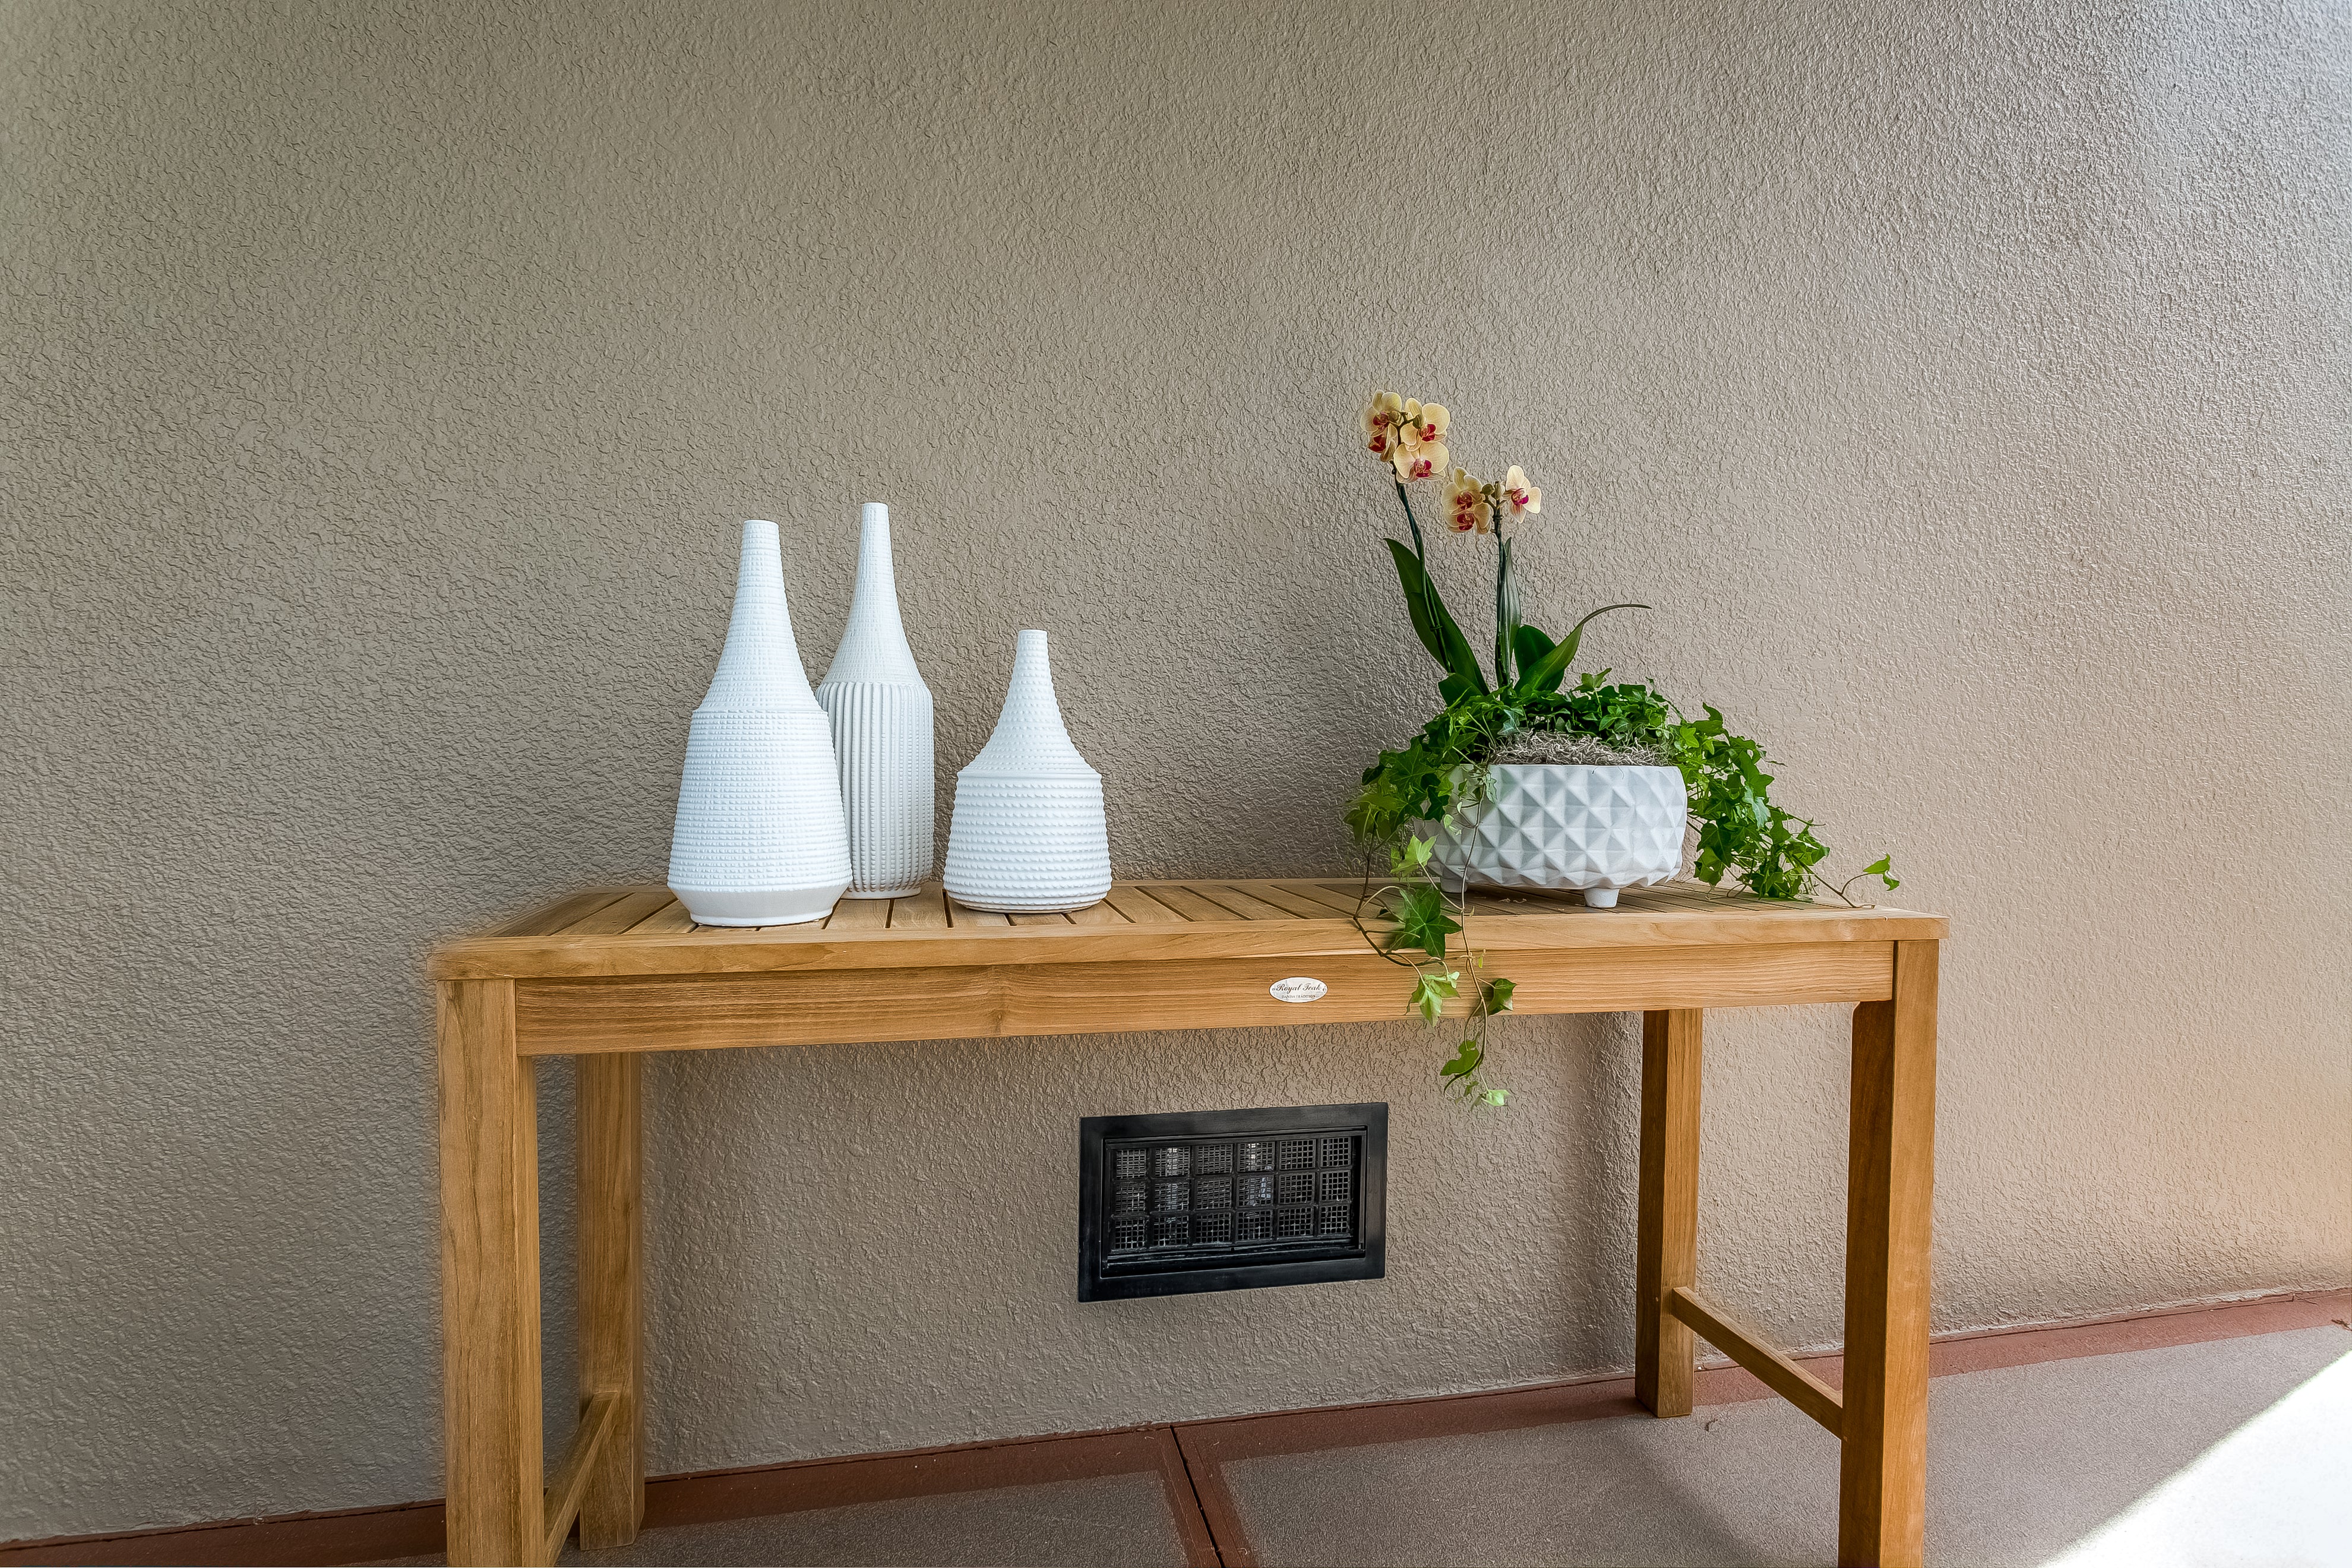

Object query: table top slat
[1235,882,1351,919]
[948,898,1012,928]
[1269,881,1368,916]
[1194,884,1308,920]
[491,888,631,937]
[627,899,695,934]
[1102,886,1188,924]
[889,887,950,930]
[561,889,677,937]
[825,899,891,931]
[1141,884,1247,922]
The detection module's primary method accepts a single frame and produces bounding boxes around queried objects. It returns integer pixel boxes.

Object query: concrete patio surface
[564,1471,1186,1567]
[361,1316,2350,1567]
[1222,1324,2349,1567]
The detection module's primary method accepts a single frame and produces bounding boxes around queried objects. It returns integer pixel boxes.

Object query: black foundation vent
[1077,1103,1387,1301]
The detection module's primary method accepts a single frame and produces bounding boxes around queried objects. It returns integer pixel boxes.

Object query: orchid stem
[1393,478,1427,559]
[1493,534,1516,690]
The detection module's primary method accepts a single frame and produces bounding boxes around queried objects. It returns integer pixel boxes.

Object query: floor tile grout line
[1170,1426,1256,1568]
[1155,1425,1231,1568]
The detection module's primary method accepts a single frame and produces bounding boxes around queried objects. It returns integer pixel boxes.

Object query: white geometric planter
[1427,764,1687,908]
[666,520,852,927]
[943,630,1113,913]
[817,502,935,899]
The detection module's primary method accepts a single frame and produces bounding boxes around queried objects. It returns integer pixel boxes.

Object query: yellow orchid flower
[1394,439,1447,483]
[1413,403,1450,445]
[1501,464,1541,517]
[1444,467,1490,533]
[1363,391,1405,461]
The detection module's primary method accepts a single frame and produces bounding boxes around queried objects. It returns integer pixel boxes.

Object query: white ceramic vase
[666,520,852,927]
[1427,764,1687,908]
[816,502,935,899]
[943,630,1112,913]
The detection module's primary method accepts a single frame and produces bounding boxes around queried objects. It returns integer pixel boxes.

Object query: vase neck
[965,629,1093,777]
[823,501,923,687]
[703,519,816,709]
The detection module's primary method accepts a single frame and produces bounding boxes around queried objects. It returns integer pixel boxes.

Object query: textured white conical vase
[943,630,1112,913]
[666,520,852,927]
[816,502,935,899]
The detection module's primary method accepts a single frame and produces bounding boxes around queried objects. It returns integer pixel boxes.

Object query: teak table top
[434,877,1948,980]
[433,879,1946,1059]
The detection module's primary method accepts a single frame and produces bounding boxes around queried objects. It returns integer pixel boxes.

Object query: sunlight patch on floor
[2041,1348,2352,1568]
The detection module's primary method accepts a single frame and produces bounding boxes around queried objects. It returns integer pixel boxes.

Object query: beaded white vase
[816,502,935,899]
[943,630,1112,913]
[1427,764,1687,908]
[666,520,852,927]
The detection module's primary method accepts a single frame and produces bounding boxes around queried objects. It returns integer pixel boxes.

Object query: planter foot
[1583,887,1620,908]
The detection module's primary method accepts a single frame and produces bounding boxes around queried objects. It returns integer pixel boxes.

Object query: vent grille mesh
[1105,1133,1357,1257]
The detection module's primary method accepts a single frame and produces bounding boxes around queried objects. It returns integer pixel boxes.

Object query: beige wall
[5,0,2347,1540]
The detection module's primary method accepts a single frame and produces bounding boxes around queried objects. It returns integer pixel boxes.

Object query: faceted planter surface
[1427,764,1687,907]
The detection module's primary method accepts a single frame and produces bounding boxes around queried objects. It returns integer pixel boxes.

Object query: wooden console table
[433,878,1946,1566]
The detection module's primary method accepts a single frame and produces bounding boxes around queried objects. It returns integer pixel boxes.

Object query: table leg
[1838,940,1938,1567]
[1635,1008,1703,1417]
[577,1053,645,1547]
[438,979,546,1566]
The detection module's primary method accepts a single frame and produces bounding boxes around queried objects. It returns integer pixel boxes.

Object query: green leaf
[1390,834,1436,879]
[1494,537,1522,689]
[1512,624,1556,679]
[1408,970,1460,1023]
[1386,539,1488,698]
[1482,1088,1509,1106]
[1514,603,1651,693]
[1388,883,1461,961]
[1482,976,1516,1014]
[1439,1039,1482,1079]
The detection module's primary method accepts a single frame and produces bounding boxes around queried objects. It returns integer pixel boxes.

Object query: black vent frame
[1077,1103,1388,1301]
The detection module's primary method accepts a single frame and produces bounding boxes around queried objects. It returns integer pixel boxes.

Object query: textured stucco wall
[4,0,2347,1540]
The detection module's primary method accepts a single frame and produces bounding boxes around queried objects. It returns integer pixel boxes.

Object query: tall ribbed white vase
[667,520,852,927]
[944,630,1112,913]
[816,502,935,899]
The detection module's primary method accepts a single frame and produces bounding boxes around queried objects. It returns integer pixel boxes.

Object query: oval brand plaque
[1270,976,1328,1004]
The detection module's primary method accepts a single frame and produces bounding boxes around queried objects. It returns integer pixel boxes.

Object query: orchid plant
[1350,390,1898,1109]
[1361,392,1643,703]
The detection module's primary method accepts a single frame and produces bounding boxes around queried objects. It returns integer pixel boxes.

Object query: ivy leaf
[1439,1039,1482,1079]
[1388,883,1460,961]
[1408,970,1460,1023]
[1862,855,1900,890]
[1482,976,1516,1014]
[1483,1088,1509,1106]
[1390,834,1436,878]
